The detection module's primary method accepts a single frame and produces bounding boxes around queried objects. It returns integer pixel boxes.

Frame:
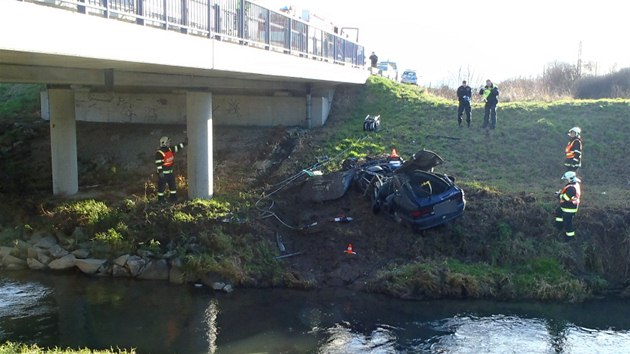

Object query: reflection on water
[204,299,219,354]
[2,270,630,353]
[0,277,57,344]
[0,278,51,318]
[428,315,553,353]
[318,323,398,354]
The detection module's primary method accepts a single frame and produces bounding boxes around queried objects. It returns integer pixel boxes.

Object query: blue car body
[357,150,466,230]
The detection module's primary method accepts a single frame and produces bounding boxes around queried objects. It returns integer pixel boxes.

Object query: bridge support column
[49,88,78,195]
[186,92,213,200]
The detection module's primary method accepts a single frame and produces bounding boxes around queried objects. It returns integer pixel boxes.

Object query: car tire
[392,209,403,224]
[369,177,382,214]
[392,206,410,229]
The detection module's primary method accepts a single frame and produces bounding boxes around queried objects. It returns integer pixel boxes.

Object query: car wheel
[393,209,403,224]
[392,206,410,229]
[369,178,382,214]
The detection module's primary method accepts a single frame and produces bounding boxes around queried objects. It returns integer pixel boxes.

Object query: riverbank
[1,77,629,302]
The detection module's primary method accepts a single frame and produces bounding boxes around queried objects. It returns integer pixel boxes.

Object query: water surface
[2,270,630,353]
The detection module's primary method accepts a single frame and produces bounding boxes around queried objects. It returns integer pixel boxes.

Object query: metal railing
[20,0,365,67]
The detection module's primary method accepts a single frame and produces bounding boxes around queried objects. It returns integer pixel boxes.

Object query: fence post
[77,0,86,14]
[305,25,309,57]
[163,0,169,30]
[238,0,245,44]
[286,18,292,54]
[265,9,270,49]
[104,0,110,19]
[214,3,221,39]
[207,0,212,37]
[136,0,145,25]
[180,0,188,34]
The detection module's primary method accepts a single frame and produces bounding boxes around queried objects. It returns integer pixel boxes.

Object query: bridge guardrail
[20,0,365,68]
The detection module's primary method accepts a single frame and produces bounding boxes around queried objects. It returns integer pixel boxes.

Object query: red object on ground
[344,244,357,255]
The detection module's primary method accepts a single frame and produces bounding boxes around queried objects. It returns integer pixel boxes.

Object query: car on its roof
[354,149,465,230]
[400,70,418,85]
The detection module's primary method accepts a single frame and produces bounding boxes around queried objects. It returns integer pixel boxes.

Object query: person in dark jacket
[479,79,500,129]
[456,80,472,127]
[369,52,378,68]
[155,136,186,203]
[555,171,581,239]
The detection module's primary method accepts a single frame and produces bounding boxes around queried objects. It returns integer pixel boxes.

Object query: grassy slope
[287,76,630,301]
[1,79,629,302]
[326,76,629,208]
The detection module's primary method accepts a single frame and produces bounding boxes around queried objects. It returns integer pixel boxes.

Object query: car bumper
[401,200,465,230]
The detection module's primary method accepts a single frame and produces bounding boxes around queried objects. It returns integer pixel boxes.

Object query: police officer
[564,127,582,172]
[155,136,186,203]
[555,171,581,239]
[479,79,500,129]
[456,80,472,127]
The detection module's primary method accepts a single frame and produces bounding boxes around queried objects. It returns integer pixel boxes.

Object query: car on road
[354,149,465,230]
[400,70,418,85]
[377,62,398,81]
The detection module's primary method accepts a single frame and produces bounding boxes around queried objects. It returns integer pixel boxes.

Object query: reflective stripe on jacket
[156,148,175,173]
[559,182,581,213]
[565,138,582,159]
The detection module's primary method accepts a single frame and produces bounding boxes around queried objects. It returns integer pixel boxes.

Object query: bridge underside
[0,1,369,199]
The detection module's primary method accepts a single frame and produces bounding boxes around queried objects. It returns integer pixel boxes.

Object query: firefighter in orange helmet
[155,136,186,203]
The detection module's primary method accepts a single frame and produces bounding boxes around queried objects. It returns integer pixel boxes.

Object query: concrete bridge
[0,0,369,199]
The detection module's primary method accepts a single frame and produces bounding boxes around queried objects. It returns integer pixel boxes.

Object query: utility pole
[576,41,582,79]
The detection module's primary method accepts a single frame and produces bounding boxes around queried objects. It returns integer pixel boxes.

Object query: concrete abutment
[42,87,335,198]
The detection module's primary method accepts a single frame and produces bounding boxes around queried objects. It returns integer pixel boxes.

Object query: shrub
[91,227,134,256]
[52,200,113,234]
[574,68,630,99]
[0,84,44,120]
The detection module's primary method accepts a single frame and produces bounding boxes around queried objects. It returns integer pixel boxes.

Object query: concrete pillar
[186,92,213,200]
[48,88,78,196]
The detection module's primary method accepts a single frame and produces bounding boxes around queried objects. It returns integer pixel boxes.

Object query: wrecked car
[357,149,466,230]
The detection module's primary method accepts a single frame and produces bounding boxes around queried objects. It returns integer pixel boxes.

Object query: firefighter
[564,127,582,172]
[555,171,581,239]
[155,136,186,203]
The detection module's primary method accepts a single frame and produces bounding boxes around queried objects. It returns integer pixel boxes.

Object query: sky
[258,0,630,87]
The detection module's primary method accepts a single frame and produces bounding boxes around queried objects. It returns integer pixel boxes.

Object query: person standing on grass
[479,79,500,129]
[155,136,187,203]
[456,80,472,127]
[555,171,581,239]
[564,127,582,172]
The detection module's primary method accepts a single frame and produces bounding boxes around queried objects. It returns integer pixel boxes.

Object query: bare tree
[543,61,579,96]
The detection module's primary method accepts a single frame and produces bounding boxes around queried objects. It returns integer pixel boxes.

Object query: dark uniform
[564,135,582,172]
[369,52,378,68]
[155,137,186,202]
[479,81,500,129]
[456,81,472,127]
[555,177,581,238]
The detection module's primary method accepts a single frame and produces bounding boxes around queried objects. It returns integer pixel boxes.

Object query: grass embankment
[301,76,629,301]
[326,76,630,208]
[1,79,629,302]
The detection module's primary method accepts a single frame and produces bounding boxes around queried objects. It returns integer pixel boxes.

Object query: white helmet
[562,171,581,183]
[568,127,581,137]
[159,136,170,147]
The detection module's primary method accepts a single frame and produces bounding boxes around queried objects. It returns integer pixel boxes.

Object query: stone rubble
[0,228,234,293]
